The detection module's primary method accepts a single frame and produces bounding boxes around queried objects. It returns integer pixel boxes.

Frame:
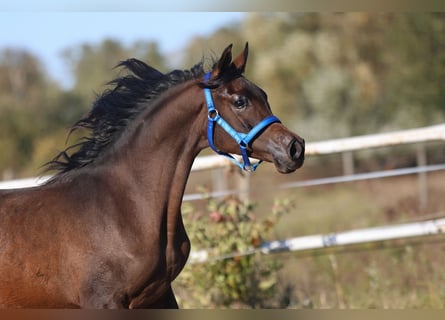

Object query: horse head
[203,43,305,173]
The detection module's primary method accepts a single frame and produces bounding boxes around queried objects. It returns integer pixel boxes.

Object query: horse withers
[0,43,304,308]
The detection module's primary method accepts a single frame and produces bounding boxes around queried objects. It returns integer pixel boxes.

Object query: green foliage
[63,39,168,103]
[385,13,445,127]
[0,49,53,176]
[176,196,294,308]
[238,13,445,139]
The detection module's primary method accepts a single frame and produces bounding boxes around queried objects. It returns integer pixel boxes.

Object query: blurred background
[1,12,444,178]
[1,12,445,308]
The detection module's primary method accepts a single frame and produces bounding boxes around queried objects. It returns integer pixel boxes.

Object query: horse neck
[105,79,207,224]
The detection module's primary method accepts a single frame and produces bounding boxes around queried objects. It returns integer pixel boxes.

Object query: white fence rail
[189,218,445,263]
[1,123,445,190]
[305,123,445,155]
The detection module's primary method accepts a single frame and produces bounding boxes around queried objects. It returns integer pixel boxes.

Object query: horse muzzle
[267,128,305,174]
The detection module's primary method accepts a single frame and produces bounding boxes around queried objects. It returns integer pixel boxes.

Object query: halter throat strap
[203,72,281,172]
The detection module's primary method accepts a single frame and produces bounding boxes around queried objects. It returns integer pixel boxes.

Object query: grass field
[176,149,445,308]
[273,170,445,309]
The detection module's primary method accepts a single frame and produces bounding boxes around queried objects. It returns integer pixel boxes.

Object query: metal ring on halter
[208,109,219,120]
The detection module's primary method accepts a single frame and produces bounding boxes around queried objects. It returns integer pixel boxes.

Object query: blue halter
[203,72,281,171]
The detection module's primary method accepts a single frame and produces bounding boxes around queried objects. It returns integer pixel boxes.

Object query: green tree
[0,49,56,177]
[384,13,445,128]
[0,49,47,108]
[183,27,243,69]
[63,39,167,104]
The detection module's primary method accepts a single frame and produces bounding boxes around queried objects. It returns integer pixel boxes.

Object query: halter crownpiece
[203,72,281,172]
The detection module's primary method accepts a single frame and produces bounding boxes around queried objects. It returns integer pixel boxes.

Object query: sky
[0,12,244,88]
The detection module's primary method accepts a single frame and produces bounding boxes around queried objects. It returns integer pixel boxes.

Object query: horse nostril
[289,138,304,160]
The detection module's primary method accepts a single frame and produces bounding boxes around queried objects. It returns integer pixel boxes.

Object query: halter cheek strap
[203,72,281,172]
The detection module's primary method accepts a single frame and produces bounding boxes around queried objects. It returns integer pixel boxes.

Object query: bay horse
[0,43,304,308]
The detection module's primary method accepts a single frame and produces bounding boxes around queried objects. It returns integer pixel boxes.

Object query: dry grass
[254,170,445,308]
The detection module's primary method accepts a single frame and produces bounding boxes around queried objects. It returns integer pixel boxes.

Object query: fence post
[416,143,428,211]
[211,167,228,199]
[342,151,355,176]
[238,171,251,203]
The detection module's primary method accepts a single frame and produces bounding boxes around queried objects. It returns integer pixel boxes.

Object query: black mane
[45,58,206,178]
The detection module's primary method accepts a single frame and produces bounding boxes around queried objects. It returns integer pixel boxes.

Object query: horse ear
[211,44,233,78]
[232,42,249,73]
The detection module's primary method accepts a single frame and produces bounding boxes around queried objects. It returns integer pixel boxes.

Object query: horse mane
[45,58,207,179]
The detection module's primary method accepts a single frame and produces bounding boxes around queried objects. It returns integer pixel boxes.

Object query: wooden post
[211,167,227,199]
[342,151,354,176]
[238,171,251,203]
[416,143,428,211]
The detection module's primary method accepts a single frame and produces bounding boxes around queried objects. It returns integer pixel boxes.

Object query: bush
[175,196,293,308]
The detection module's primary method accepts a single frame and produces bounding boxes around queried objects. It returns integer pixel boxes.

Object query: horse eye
[233,97,248,109]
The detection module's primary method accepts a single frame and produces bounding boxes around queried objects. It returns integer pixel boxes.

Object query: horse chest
[119,235,190,308]
[129,221,190,293]
[166,234,191,280]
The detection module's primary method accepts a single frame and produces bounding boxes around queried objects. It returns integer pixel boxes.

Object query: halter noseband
[203,72,281,172]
